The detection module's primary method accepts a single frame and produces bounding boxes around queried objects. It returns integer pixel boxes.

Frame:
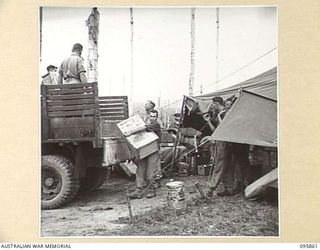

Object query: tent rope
[160,47,277,112]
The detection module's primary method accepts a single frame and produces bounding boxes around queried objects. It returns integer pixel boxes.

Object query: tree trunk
[189,8,196,96]
[86,7,100,83]
[129,7,134,114]
[40,7,43,63]
[216,7,220,90]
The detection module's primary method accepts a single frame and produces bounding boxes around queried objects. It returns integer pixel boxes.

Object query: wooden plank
[99,97,126,101]
[100,111,127,116]
[47,99,95,106]
[99,97,127,101]
[48,109,95,117]
[98,103,127,108]
[45,82,96,89]
[99,100,127,104]
[98,100,127,104]
[100,116,126,120]
[100,107,126,112]
[48,104,95,112]
[43,138,95,143]
[47,88,93,95]
[99,99,126,103]
[47,94,94,100]
[99,98,126,101]
[100,114,125,119]
[99,96,127,100]
[100,112,126,117]
[245,168,278,199]
[99,98,127,101]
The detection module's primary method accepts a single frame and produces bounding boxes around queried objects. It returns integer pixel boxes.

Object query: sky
[41,6,277,113]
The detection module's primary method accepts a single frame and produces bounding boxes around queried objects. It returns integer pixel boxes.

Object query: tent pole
[170,95,186,171]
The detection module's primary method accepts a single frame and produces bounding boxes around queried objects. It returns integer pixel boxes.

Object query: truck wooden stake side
[41,82,130,209]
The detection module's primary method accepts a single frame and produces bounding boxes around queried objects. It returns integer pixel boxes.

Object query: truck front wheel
[41,155,80,210]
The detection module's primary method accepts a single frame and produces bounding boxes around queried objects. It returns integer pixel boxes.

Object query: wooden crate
[117,115,146,136]
[125,131,159,160]
[198,164,212,176]
[116,115,160,160]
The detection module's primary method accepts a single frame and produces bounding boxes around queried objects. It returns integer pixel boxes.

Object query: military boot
[206,187,216,197]
[146,188,156,198]
[127,188,143,199]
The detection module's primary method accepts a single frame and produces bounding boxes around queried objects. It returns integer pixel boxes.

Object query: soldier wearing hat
[57,43,88,84]
[41,65,58,85]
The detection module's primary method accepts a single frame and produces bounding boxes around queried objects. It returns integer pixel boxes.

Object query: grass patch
[115,190,278,236]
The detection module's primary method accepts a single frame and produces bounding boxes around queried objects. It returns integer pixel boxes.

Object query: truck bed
[41,82,129,146]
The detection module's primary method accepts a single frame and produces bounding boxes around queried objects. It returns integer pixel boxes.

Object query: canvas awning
[210,90,277,147]
[185,67,277,114]
[197,67,277,101]
[182,67,278,147]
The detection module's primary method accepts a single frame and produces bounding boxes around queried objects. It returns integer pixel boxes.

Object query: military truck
[41,82,130,209]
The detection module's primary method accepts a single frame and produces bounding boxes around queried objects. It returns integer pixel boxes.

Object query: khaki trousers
[208,141,234,192]
[136,151,160,188]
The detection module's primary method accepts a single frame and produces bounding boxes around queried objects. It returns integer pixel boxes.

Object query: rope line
[159,47,277,112]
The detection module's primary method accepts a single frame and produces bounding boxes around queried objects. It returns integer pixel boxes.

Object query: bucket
[166,181,186,210]
[178,162,189,176]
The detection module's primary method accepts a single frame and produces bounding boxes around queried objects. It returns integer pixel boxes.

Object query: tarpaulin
[197,67,277,101]
[210,90,277,147]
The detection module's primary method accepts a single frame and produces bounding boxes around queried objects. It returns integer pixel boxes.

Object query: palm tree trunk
[86,7,100,82]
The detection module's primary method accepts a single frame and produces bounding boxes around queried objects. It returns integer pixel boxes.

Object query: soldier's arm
[146,122,161,134]
[207,120,216,133]
[79,72,88,84]
[77,58,88,83]
[57,68,63,84]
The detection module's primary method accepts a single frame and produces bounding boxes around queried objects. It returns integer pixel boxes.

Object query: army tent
[197,67,277,101]
[182,67,278,147]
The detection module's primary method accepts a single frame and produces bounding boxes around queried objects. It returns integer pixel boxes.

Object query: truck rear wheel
[80,167,110,192]
[41,155,80,210]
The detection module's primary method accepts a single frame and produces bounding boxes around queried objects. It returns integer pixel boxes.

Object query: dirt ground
[41,171,278,237]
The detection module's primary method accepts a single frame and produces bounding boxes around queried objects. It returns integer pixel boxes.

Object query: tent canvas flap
[210,90,277,147]
[196,67,277,101]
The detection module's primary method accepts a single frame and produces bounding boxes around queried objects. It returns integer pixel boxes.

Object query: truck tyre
[80,167,110,192]
[41,155,80,210]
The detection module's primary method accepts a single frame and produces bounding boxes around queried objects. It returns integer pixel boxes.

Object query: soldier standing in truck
[57,43,88,84]
[41,65,58,85]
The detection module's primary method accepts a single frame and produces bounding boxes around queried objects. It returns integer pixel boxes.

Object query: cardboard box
[125,131,159,160]
[198,164,212,176]
[117,116,160,160]
[117,115,146,136]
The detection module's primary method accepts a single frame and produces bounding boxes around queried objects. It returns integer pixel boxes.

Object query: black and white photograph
[40,6,278,237]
